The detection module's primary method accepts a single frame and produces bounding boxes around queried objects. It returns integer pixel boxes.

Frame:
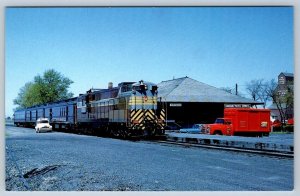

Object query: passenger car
[35,118,52,133]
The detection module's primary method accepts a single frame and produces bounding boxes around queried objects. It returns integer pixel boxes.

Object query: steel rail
[150,140,294,158]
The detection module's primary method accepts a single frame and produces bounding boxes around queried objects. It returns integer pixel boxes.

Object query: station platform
[165,132,294,154]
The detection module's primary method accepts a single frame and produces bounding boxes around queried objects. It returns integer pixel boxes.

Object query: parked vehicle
[35,118,52,133]
[285,118,294,132]
[179,124,204,134]
[272,119,281,128]
[287,118,294,125]
[206,108,271,137]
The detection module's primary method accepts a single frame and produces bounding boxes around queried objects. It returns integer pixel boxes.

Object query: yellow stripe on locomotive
[128,96,157,106]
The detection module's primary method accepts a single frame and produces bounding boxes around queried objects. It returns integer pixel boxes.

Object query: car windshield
[215,119,224,124]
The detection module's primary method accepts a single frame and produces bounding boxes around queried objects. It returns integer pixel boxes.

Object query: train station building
[157,77,261,129]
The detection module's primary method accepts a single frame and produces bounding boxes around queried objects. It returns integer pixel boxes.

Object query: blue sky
[5,7,294,117]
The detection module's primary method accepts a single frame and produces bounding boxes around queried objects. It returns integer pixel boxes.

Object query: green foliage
[13,82,38,109]
[13,69,74,109]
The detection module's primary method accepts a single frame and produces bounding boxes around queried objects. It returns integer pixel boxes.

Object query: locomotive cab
[132,80,158,95]
[128,80,164,136]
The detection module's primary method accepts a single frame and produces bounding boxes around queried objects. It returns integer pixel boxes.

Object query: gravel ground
[5,126,294,191]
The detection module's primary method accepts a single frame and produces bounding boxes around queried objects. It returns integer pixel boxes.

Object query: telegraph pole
[235,83,238,95]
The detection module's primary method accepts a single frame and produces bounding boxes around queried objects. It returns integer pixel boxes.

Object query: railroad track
[56,130,294,158]
[14,126,292,158]
[150,140,294,158]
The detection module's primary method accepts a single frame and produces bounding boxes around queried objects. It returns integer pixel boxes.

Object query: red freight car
[206,108,271,137]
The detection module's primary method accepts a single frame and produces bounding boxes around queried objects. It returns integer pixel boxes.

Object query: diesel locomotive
[13,80,166,138]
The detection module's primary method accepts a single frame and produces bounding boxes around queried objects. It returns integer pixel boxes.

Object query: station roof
[280,72,294,77]
[157,77,262,105]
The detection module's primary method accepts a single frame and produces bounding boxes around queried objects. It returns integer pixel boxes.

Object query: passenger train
[14,80,166,138]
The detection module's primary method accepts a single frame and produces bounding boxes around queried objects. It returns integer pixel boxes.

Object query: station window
[279,76,285,84]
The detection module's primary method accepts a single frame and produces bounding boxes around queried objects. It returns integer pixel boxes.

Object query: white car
[35,118,52,133]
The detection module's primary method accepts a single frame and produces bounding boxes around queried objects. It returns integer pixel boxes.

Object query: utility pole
[235,83,238,95]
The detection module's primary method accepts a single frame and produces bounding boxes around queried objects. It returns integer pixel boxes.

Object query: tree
[245,79,273,108]
[13,82,37,109]
[14,69,74,109]
[282,81,294,120]
[245,79,264,101]
[246,78,294,124]
[266,79,290,122]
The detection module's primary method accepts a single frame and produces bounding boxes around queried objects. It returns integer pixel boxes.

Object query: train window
[151,85,158,91]
[121,84,133,92]
[133,85,141,91]
[140,85,146,91]
[133,84,147,91]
